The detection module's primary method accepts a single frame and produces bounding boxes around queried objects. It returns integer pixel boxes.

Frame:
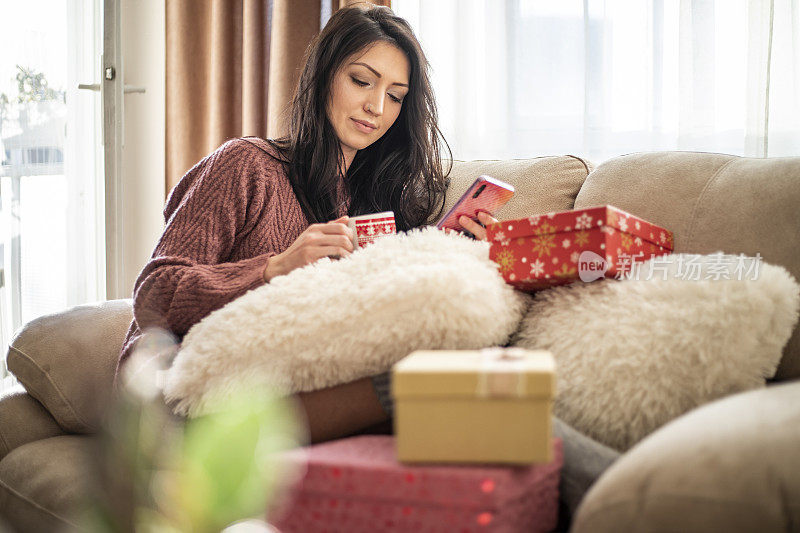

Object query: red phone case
[436,175,515,232]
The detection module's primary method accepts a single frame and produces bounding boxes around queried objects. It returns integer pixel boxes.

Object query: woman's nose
[365,97,383,116]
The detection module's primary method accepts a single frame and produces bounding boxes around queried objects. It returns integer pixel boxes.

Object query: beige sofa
[1,151,799,532]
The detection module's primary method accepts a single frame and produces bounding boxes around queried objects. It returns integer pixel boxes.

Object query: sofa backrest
[438,155,593,224]
[8,150,797,435]
[574,151,800,380]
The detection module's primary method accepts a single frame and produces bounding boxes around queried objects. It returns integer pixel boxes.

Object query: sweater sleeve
[132,140,272,339]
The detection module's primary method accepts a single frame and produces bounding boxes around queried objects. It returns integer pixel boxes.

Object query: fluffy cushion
[164,228,528,417]
[513,252,800,451]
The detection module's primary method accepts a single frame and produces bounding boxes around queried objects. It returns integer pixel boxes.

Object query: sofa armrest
[0,386,66,461]
[6,299,133,434]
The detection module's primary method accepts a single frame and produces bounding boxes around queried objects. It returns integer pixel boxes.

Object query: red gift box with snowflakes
[486,205,674,292]
[269,435,562,533]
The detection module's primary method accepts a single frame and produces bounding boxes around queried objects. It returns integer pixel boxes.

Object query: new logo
[578,251,608,282]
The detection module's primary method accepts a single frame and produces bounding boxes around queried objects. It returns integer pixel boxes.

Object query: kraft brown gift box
[392,348,556,465]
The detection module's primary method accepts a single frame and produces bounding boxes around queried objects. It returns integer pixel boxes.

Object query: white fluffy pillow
[164,228,528,417]
[512,252,800,452]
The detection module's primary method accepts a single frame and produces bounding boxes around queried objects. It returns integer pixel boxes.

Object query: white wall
[120,0,165,297]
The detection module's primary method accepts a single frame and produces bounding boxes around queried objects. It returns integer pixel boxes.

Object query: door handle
[77,83,145,94]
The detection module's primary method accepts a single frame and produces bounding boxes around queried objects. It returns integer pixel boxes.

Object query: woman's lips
[351,118,377,134]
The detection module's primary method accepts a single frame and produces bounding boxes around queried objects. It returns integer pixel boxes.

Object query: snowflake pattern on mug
[353,214,396,248]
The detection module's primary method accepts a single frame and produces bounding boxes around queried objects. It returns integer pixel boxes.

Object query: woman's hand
[458,211,499,241]
[264,216,354,282]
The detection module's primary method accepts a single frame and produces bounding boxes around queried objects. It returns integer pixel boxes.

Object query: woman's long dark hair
[266,4,451,231]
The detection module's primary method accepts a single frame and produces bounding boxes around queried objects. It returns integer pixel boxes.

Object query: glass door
[0,0,105,388]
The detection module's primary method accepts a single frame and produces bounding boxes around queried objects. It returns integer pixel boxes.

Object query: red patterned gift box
[269,435,562,533]
[486,205,674,292]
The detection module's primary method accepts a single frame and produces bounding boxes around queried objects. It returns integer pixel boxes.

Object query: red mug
[347,211,396,249]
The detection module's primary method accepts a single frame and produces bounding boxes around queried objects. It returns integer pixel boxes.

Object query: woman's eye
[350,74,403,103]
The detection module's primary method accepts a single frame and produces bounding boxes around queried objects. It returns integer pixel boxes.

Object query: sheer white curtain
[393,0,800,163]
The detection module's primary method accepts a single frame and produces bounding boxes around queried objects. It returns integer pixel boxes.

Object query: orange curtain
[165,0,391,193]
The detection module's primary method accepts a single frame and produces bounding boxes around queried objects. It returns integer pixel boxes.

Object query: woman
[117,4,498,442]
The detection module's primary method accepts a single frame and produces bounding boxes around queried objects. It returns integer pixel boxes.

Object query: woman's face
[327,41,410,159]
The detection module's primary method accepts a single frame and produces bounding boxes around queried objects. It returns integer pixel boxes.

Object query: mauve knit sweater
[116,137,350,376]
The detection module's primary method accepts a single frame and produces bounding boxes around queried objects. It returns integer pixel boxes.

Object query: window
[0,0,104,391]
[393,0,800,162]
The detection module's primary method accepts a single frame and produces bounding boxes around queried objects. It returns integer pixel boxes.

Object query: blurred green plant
[12,65,65,104]
[0,65,65,140]
[81,328,306,533]
[165,391,301,531]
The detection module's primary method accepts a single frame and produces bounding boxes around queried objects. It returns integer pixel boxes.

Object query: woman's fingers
[316,218,354,240]
[456,212,499,241]
[477,211,499,226]
[273,216,356,278]
[319,245,352,260]
[316,221,350,234]
[310,219,354,247]
[307,231,354,257]
[314,232,354,253]
[459,215,487,241]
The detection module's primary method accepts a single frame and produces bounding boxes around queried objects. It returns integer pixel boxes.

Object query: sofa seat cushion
[0,435,94,532]
[7,299,133,433]
[574,152,800,379]
[0,385,66,461]
[571,380,800,533]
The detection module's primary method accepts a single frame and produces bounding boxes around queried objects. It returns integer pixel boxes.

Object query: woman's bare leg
[295,377,389,443]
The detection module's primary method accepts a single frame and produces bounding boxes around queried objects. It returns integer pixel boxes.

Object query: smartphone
[436,175,515,233]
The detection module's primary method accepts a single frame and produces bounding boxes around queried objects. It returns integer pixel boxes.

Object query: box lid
[393,349,555,399]
[486,204,674,251]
